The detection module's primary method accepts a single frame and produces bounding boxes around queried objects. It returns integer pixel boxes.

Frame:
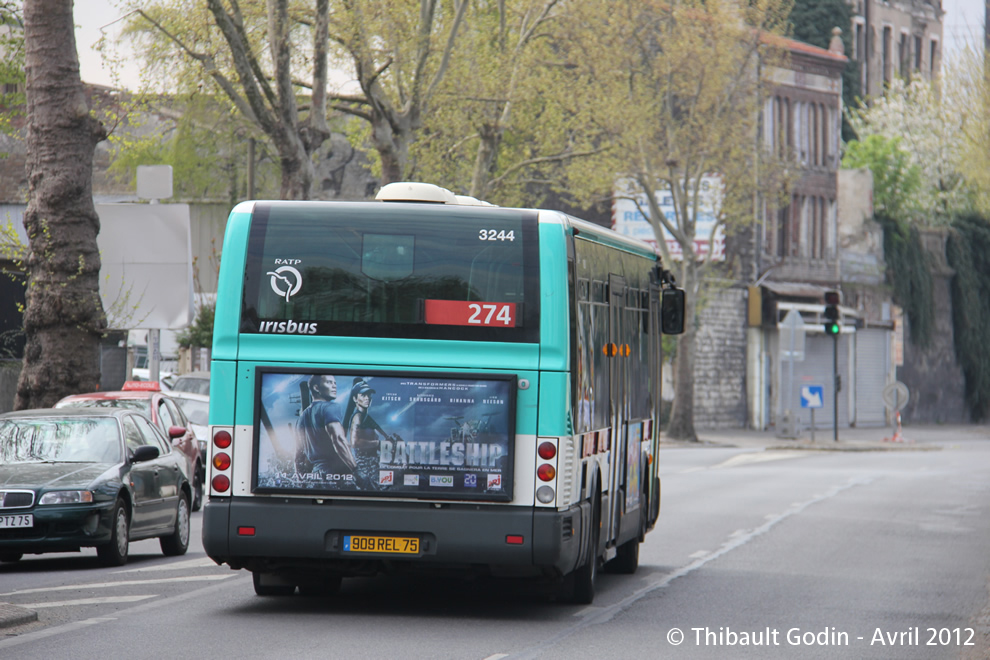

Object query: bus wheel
[608,536,639,574]
[606,494,642,575]
[568,495,601,604]
[252,571,296,596]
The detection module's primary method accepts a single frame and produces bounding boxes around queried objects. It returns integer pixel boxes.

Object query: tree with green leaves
[410,0,607,205]
[123,0,332,199]
[788,0,859,141]
[124,0,469,194]
[0,2,25,143]
[17,0,107,408]
[105,93,282,204]
[845,75,972,225]
[841,134,921,219]
[560,0,792,441]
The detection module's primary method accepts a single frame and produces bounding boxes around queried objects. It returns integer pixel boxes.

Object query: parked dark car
[167,391,209,478]
[0,408,191,566]
[169,371,210,396]
[54,382,204,512]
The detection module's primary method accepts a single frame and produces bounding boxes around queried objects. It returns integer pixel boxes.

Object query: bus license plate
[343,535,419,554]
[0,513,33,529]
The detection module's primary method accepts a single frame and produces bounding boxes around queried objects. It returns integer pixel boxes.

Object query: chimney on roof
[828,27,844,55]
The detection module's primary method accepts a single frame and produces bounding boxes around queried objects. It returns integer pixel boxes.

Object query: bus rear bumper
[203,496,584,578]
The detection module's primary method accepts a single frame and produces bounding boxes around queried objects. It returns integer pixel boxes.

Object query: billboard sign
[611,177,725,261]
[253,369,515,501]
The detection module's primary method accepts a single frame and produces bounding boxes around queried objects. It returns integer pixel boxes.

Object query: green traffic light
[824,322,840,335]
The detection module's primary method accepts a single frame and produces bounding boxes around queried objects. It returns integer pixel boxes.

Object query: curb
[766,442,941,452]
[0,602,38,629]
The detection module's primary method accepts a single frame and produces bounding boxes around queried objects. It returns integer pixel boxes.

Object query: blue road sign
[800,385,824,409]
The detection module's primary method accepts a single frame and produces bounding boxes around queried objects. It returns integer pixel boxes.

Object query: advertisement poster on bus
[611,177,725,261]
[252,369,515,501]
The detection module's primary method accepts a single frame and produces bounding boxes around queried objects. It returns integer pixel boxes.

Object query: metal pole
[788,326,796,436]
[833,332,839,442]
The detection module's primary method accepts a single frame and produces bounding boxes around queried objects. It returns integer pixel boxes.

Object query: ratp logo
[267,265,302,302]
[403,474,420,486]
[379,471,394,486]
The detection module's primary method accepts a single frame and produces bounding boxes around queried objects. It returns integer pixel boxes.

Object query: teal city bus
[202,182,685,603]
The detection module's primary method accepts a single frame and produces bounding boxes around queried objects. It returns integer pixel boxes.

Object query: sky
[75,0,987,90]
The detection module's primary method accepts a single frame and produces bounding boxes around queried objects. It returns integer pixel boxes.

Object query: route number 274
[468,303,513,325]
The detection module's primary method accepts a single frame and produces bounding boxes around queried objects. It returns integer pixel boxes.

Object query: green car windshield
[0,418,122,464]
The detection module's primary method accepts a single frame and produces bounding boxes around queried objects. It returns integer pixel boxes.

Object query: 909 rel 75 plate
[343,535,419,555]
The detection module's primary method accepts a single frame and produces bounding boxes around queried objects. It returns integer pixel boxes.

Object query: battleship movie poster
[252,369,515,501]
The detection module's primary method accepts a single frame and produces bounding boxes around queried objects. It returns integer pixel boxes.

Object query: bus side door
[607,274,628,543]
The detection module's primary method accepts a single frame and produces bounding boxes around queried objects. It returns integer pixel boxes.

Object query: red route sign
[424,300,516,327]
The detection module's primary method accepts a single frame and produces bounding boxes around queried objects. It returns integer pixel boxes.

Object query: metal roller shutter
[854,328,890,427]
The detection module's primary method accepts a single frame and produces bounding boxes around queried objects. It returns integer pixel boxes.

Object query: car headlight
[39,490,94,505]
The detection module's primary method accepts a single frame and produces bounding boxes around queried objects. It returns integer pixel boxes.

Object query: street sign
[882,381,910,411]
[779,309,805,361]
[800,385,824,409]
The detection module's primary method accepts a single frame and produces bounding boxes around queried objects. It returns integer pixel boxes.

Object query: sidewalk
[0,601,37,630]
[667,423,990,451]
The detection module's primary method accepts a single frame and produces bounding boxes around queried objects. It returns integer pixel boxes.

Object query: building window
[775,204,789,259]
[914,35,923,70]
[930,39,939,77]
[883,26,893,85]
[821,103,829,168]
[899,31,909,78]
[819,197,828,259]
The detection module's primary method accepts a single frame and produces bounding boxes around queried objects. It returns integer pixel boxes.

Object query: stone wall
[898,229,968,423]
[693,286,749,429]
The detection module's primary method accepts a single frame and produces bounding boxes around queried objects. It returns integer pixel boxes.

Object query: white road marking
[18,595,156,609]
[688,550,709,559]
[503,476,873,660]
[0,574,234,597]
[677,450,807,473]
[114,557,218,573]
[572,606,604,617]
[710,450,808,469]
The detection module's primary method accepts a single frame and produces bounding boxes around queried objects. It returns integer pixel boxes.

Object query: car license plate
[343,535,419,554]
[0,513,33,529]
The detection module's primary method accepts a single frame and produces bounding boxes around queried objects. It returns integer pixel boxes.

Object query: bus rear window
[241,202,540,342]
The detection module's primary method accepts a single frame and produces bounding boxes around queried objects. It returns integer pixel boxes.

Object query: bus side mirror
[661,288,685,335]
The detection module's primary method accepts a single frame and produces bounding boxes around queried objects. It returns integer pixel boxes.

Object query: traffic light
[823,290,841,336]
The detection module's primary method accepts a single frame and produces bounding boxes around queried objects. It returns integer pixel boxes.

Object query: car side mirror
[661,288,686,335]
[168,425,187,440]
[131,445,160,463]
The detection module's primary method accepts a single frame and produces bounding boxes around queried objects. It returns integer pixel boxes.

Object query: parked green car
[0,408,191,566]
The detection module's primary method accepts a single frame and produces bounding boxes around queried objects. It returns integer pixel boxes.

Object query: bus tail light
[209,426,234,497]
[534,438,559,506]
[213,452,231,471]
[214,430,232,448]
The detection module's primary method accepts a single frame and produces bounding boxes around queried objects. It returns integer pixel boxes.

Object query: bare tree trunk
[17,0,108,409]
[665,258,699,441]
[469,124,500,198]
